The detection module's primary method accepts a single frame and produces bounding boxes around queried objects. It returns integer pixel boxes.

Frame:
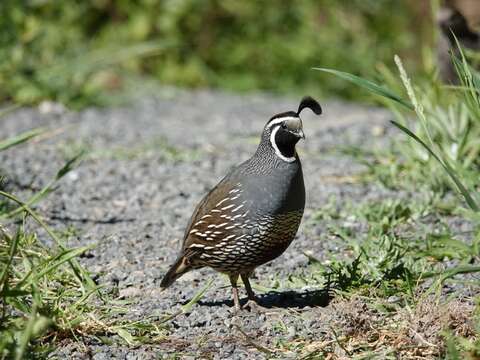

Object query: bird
[160,96,322,310]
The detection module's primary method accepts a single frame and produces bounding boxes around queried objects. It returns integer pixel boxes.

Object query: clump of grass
[315,42,480,212]
[0,219,94,358]
[283,196,479,357]
[302,199,443,294]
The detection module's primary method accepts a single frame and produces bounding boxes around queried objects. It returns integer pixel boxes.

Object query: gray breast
[240,159,305,215]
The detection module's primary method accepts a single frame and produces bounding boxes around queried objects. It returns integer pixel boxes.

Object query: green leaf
[4,150,86,218]
[313,67,413,110]
[0,289,31,297]
[55,150,86,180]
[159,278,214,324]
[115,328,136,345]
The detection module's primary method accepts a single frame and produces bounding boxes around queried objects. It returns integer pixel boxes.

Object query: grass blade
[160,278,214,323]
[15,306,50,360]
[0,128,45,152]
[0,104,22,119]
[0,229,20,290]
[181,278,214,313]
[313,67,413,110]
[391,120,479,211]
[421,265,480,281]
[115,328,136,346]
[3,150,86,218]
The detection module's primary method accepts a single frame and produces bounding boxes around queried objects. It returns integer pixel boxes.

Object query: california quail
[160,96,322,310]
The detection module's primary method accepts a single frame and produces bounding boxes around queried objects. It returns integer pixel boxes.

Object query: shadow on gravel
[48,215,136,224]
[196,289,331,309]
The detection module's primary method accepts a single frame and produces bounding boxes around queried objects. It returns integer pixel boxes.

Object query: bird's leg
[241,274,270,312]
[229,274,241,311]
[241,274,256,301]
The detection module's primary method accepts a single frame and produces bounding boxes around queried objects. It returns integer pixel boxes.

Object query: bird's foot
[242,299,271,312]
[230,304,242,314]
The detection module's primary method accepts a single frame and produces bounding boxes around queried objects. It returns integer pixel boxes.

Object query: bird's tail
[160,255,191,290]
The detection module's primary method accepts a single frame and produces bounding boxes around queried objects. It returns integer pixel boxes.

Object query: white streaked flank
[231,204,244,212]
[215,198,230,207]
[221,204,235,210]
[188,243,205,249]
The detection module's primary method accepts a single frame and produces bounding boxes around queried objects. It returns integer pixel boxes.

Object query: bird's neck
[252,137,299,167]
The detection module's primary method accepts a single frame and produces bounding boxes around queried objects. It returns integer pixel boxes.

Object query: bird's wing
[181,177,251,251]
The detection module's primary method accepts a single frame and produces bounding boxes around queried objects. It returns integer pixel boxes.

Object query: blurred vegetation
[0,0,432,108]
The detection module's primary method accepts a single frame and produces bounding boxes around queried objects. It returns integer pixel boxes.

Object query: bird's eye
[281,123,287,129]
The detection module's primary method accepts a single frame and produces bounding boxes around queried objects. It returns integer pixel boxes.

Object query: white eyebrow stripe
[266,116,300,129]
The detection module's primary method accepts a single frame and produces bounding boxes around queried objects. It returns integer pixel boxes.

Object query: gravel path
[1,90,398,358]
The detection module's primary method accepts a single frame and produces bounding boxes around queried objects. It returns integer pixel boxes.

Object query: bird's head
[262,96,322,162]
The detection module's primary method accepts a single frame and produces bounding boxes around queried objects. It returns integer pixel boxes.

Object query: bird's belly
[197,210,303,274]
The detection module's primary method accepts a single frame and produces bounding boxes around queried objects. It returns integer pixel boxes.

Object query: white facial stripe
[266,116,300,129]
[270,126,296,163]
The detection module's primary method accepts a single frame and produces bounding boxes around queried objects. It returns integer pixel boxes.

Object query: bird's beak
[298,128,305,140]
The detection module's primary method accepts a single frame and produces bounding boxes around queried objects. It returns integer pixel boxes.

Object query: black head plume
[296,96,322,116]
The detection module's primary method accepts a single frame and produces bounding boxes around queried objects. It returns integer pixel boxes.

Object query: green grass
[315,43,480,211]
[308,42,480,358]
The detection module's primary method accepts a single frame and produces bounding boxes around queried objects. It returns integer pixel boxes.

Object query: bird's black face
[265,114,305,162]
[278,117,305,140]
[262,96,322,163]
